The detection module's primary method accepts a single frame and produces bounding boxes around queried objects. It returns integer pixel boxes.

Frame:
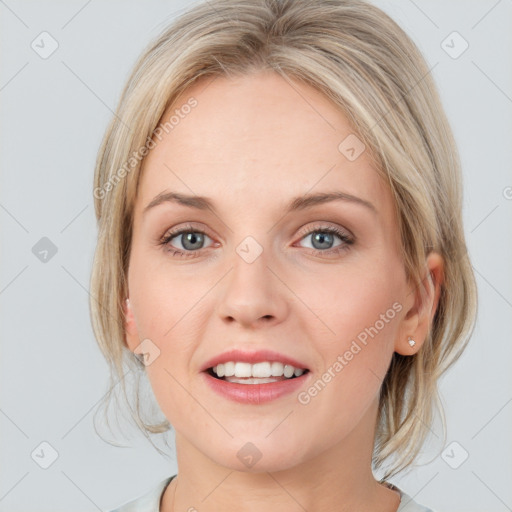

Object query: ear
[123,298,140,352]
[394,252,444,355]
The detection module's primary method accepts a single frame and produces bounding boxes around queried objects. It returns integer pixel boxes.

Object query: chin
[200,434,311,474]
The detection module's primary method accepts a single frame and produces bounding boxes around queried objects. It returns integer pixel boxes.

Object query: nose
[216,245,289,329]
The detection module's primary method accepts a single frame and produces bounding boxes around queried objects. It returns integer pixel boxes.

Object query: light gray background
[1,1,511,511]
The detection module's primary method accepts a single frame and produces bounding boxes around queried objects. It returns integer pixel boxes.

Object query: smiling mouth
[206,361,309,384]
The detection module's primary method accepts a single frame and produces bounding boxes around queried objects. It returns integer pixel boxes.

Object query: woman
[90,0,477,510]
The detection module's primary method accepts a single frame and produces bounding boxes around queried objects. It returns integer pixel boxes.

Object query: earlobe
[394,252,444,356]
[394,334,419,356]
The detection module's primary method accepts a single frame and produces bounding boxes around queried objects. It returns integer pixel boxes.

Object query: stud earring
[408,337,416,347]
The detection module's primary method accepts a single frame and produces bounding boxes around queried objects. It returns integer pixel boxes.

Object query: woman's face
[124,70,423,472]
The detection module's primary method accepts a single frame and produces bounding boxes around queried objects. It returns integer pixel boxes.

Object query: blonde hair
[90,0,477,479]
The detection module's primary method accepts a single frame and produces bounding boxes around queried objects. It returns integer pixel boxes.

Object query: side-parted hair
[90,0,477,479]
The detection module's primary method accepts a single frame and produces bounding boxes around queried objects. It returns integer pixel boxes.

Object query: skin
[123,70,444,512]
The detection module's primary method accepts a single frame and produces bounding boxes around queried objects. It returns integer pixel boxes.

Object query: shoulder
[108,475,175,512]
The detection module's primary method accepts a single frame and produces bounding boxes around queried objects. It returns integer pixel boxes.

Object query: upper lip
[200,349,309,373]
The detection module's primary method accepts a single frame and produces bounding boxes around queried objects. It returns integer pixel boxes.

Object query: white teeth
[224,377,280,385]
[224,361,235,377]
[252,362,272,378]
[270,362,284,376]
[234,362,252,377]
[211,361,306,379]
[283,365,295,378]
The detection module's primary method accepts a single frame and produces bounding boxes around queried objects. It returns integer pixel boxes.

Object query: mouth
[200,349,311,403]
[205,361,310,384]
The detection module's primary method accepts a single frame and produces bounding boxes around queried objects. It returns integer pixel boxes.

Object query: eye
[296,224,354,256]
[160,224,215,258]
[159,223,354,259]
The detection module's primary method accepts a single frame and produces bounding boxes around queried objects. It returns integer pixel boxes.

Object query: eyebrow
[143,190,377,216]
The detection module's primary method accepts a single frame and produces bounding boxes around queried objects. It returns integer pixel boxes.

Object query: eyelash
[159,223,354,259]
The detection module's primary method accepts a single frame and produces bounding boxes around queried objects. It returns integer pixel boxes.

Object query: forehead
[136,71,391,220]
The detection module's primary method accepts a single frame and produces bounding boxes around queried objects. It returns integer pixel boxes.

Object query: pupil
[183,232,203,250]
[313,232,333,250]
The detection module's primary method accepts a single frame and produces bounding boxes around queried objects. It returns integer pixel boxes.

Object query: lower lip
[202,371,309,404]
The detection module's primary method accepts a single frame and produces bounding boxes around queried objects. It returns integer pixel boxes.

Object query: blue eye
[160,226,213,258]
[160,224,354,259]
[297,226,353,255]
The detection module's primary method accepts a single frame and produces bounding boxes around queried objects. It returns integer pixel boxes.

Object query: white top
[109,476,436,512]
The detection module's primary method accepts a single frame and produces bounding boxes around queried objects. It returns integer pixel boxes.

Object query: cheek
[127,250,210,416]
[291,260,403,407]
[129,245,204,335]
[295,276,400,429]
[295,261,402,342]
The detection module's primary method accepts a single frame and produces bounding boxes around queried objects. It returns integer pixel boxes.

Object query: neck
[161,399,400,512]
